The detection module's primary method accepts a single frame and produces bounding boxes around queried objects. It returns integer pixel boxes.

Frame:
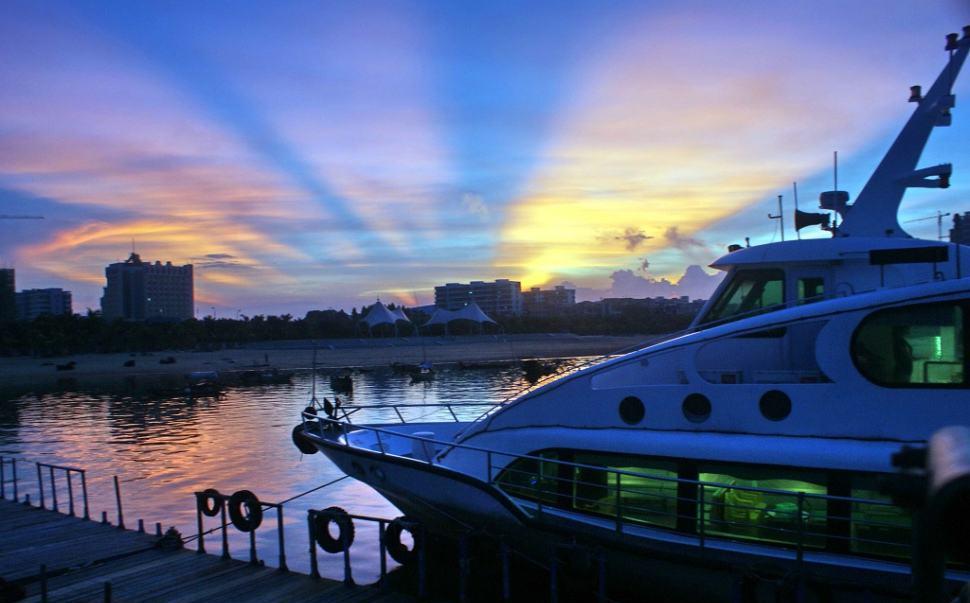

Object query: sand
[0,333,654,389]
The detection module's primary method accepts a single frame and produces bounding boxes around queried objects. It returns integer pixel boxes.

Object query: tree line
[0,304,695,357]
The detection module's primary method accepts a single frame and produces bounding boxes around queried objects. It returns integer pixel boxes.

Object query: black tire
[228,490,263,532]
[385,517,422,565]
[314,506,355,553]
[292,424,318,455]
[200,488,222,517]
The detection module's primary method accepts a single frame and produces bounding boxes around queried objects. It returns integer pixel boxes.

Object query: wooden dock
[0,500,415,602]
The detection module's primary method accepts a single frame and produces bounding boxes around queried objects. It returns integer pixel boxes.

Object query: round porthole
[682,393,711,423]
[759,390,791,421]
[618,396,645,425]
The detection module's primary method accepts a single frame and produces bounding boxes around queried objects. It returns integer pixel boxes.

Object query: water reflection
[0,359,586,581]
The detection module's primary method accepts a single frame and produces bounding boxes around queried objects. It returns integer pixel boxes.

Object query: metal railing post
[40,564,47,603]
[308,511,320,579]
[249,529,258,565]
[276,505,288,572]
[49,466,58,512]
[378,519,387,587]
[195,493,206,554]
[80,470,88,519]
[12,458,17,502]
[341,520,354,586]
[113,476,124,529]
[614,472,623,533]
[1,456,5,499]
[486,451,492,483]
[36,463,44,509]
[375,430,385,455]
[698,484,706,548]
[66,471,75,517]
[796,492,805,569]
[220,498,230,559]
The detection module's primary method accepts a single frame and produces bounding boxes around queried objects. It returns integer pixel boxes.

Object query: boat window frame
[698,268,787,326]
[849,299,968,389]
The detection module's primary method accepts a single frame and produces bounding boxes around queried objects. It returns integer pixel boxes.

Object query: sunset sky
[2,1,969,315]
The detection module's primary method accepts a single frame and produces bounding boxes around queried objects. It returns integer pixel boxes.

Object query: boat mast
[837,28,969,239]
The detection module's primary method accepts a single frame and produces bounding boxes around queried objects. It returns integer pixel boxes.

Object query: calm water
[0,360,586,582]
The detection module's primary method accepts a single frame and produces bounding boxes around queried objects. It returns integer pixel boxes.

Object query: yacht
[295,29,970,600]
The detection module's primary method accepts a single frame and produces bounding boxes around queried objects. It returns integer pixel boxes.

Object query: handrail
[307,415,918,567]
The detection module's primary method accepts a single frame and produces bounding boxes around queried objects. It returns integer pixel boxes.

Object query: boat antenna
[833,151,839,231]
[768,195,785,241]
[793,182,801,240]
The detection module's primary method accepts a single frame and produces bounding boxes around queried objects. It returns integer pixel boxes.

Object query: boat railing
[321,402,499,425]
[304,415,918,567]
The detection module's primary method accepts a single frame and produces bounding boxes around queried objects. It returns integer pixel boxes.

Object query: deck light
[945,33,959,51]
[909,85,923,102]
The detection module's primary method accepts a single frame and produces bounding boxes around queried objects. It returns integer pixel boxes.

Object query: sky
[1,1,969,315]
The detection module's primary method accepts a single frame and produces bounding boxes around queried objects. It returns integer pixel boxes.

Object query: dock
[0,499,414,602]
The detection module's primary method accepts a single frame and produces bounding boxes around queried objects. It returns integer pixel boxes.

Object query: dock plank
[1,500,417,603]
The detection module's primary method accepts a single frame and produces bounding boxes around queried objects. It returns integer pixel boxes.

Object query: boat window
[852,302,965,386]
[850,477,911,558]
[701,269,785,325]
[798,277,825,303]
[571,453,679,529]
[494,452,563,505]
[698,465,827,548]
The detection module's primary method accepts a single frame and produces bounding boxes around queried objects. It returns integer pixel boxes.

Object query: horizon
[2,1,969,315]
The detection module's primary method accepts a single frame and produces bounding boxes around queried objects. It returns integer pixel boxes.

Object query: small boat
[330,370,353,393]
[410,361,435,383]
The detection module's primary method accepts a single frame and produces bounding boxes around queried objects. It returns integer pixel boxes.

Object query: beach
[0,333,654,390]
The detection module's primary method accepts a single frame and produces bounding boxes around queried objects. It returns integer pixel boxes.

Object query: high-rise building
[0,268,14,322]
[950,211,970,245]
[16,288,73,321]
[522,285,576,317]
[434,279,522,316]
[101,253,193,321]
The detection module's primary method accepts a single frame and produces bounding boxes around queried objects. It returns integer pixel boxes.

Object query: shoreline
[0,333,654,391]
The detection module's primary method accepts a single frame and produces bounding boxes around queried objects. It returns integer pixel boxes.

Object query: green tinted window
[572,453,678,529]
[698,465,826,548]
[850,478,911,558]
[852,302,965,386]
[702,269,785,324]
[798,277,825,303]
[496,452,562,505]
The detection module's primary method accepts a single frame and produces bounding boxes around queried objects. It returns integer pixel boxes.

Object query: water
[0,360,586,583]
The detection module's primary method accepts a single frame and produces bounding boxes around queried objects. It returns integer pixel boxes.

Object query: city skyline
[2,1,969,315]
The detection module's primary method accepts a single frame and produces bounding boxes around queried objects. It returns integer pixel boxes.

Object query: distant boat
[410,361,435,383]
[330,370,353,393]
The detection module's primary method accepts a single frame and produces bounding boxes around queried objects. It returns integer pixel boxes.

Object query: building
[950,211,970,245]
[16,288,72,321]
[522,285,576,317]
[101,253,193,321]
[0,268,14,322]
[434,279,522,316]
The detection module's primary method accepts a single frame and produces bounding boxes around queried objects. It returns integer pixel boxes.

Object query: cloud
[638,256,650,272]
[615,227,651,251]
[663,226,704,249]
[568,265,724,302]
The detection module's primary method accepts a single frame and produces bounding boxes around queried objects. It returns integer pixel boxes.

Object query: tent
[421,302,497,335]
[361,301,411,336]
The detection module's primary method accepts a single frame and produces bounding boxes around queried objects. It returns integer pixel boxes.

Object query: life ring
[385,517,422,565]
[292,424,318,455]
[314,506,355,553]
[200,488,222,517]
[228,490,263,532]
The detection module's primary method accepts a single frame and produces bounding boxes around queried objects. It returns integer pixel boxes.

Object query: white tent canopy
[362,301,409,329]
[421,302,497,333]
[390,307,411,323]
